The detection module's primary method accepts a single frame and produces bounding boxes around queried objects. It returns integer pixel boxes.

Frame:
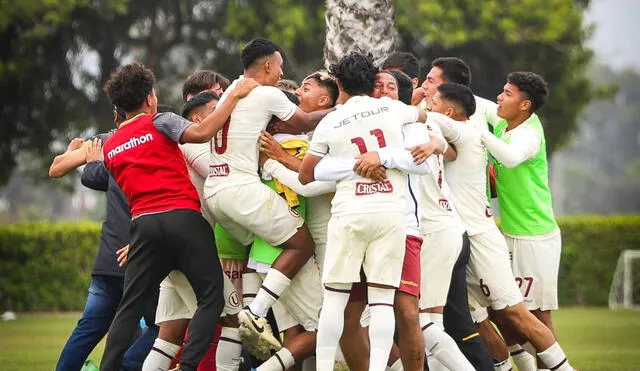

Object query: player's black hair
[281,90,300,106]
[182,70,230,101]
[386,70,413,105]
[304,71,339,106]
[437,83,477,117]
[507,71,549,112]
[382,52,420,81]
[431,57,471,87]
[329,52,378,96]
[181,91,220,119]
[103,62,155,112]
[241,38,281,70]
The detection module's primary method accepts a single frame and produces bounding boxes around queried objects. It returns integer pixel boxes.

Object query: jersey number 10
[350,129,387,154]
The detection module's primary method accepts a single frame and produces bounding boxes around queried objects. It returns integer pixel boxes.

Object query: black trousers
[100,209,224,371]
[443,232,494,371]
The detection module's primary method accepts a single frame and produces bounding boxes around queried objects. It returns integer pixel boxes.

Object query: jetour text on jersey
[334,106,390,128]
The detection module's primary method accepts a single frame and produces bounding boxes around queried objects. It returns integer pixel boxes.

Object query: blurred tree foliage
[0,0,596,185]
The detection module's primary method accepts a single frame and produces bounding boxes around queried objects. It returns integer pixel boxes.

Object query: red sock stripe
[421,322,434,331]
[324,286,351,294]
[369,302,393,307]
[550,358,567,371]
[219,336,242,345]
[261,285,280,300]
[151,346,174,360]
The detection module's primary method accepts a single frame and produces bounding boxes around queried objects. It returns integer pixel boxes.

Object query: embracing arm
[480,127,540,168]
[263,159,336,197]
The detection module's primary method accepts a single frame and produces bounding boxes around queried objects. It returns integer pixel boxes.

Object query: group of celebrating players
[50,38,576,371]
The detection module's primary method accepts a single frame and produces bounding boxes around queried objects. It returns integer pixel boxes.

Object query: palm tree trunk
[324,0,396,68]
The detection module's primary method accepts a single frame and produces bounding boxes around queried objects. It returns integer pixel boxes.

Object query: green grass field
[0,308,638,370]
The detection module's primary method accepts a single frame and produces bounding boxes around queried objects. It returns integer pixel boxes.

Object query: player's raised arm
[180,78,260,143]
[285,106,335,132]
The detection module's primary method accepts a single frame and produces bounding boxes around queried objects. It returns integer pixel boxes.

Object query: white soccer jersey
[180,142,215,224]
[308,96,418,216]
[430,112,495,236]
[418,119,463,235]
[203,77,297,197]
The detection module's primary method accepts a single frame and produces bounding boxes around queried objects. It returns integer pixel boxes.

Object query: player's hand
[85,138,104,163]
[369,166,388,182]
[408,142,436,165]
[116,245,129,267]
[259,131,288,162]
[233,78,260,98]
[258,151,269,167]
[354,152,383,180]
[66,138,85,152]
[412,87,426,106]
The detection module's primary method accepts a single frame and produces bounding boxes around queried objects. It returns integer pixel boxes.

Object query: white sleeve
[481,126,541,168]
[307,118,331,157]
[263,159,336,197]
[377,123,430,174]
[314,156,357,181]
[262,86,297,121]
[388,98,420,124]
[429,112,464,143]
[181,143,210,178]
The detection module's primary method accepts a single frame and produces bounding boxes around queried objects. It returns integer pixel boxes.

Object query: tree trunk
[324,0,396,68]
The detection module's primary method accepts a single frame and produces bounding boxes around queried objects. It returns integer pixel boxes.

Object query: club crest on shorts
[438,198,452,211]
[289,207,301,217]
[355,180,393,195]
[229,291,240,307]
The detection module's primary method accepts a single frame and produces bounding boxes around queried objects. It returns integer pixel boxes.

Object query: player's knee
[158,319,189,344]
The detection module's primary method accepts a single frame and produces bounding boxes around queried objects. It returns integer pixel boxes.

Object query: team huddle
[50,38,576,371]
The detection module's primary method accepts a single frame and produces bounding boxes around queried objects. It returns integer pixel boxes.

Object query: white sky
[585,0,640,71]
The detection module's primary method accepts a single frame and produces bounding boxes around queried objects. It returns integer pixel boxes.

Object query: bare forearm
[49,149,87,178]
[183,95,239,143]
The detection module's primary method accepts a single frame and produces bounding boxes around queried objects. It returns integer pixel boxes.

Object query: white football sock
[249,268,291,317]
[242,272,262,308]
[522,341,537,357]
[142,338,181,371]
[257,347,296,371]
[508,344,537,371]
[368,287,396,371]
[216,326,242,370]
[537,342,573,371]
[493,359,514,371]
[419,312,475,371]
[316,283,352,371]
[387,358,403,371]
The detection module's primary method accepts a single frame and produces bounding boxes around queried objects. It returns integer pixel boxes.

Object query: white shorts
[323,213,406,287]
[507,230,561,311]
[466,227,523,311]
[205,182,304,247]
[419,227,464,309]
[260,259,323,332]
[155,270,241,324]
[272,300,298,331]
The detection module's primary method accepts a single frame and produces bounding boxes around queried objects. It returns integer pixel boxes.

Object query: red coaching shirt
[103,112,201,218]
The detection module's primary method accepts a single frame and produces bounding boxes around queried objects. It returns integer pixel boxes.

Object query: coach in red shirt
[99,62,257,371]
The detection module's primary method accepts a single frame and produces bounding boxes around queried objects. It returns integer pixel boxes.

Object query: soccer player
[49,108,159,371]
[480,72,561,371]
[314,69,434,371]
[202,38,332,354]
[381,52,424,106]
[429,82,576,371]
[298,52,426,371]
[422,57,501,131]
[182,70,230,101]
[99,62,257,371]
[141,91,243,371]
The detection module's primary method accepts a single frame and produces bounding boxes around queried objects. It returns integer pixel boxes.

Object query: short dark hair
[241,38,281,70]
[382,52,420,81]
[507,71,549,112]
[386,70,413,105]
[437,83,477,117]
[182,70,230,101]
[181,91,220,119]
[304,71,339,107]
[104,62,155,112]
[329,52,378,96]
[431,57,471,87]
[114,106,126,122]
[276,79,299,91]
